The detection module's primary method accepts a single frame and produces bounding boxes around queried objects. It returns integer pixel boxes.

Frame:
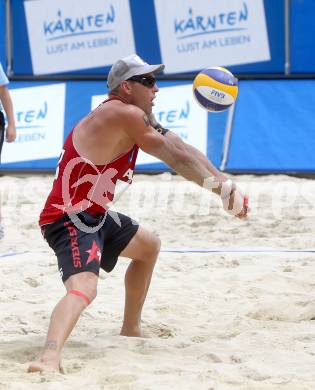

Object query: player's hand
[222,188,249,219]
[6,124,16,142]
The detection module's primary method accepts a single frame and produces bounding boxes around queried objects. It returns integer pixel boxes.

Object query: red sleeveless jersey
[39,97,139,226]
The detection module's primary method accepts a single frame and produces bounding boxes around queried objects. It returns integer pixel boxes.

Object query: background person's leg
[119,227,161,337]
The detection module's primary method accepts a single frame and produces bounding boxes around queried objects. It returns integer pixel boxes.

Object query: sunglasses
[127,75,156,88]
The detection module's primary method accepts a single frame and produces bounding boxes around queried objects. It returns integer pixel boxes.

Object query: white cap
[107,54,164,90]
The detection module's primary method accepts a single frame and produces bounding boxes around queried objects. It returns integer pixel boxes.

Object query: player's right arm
[123,106,211,185]
[122,106,248,218]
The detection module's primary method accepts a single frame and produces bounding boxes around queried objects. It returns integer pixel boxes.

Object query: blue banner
[11,0,285,76]
[2,78,315,173]
[229,0,284,74]
[0,80,227,171]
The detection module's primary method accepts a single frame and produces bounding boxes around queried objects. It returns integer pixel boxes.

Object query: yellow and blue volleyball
[193,66,238,112]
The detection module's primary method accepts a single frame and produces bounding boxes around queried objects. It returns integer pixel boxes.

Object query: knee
[154,236,161,255]
[67,272,98,303]
[83,274,98,302]
[145,235,161,261]
[85,285,97,303]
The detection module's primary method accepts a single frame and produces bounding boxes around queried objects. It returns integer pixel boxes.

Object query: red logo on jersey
[86,240,101,265]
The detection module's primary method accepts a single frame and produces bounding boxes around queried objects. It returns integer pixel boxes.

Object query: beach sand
[0,173,315,389]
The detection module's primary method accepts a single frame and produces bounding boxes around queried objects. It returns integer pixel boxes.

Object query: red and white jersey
[39,97,139,226]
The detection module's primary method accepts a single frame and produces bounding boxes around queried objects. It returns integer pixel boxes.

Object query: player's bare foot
[27,359,63,373]
[120,325,144,337]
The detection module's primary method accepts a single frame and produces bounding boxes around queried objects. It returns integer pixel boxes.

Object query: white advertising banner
[91,94,108,111]
[2,84,66,163]
[91,84,207,166]
[24,0,135,75]
[154,0,270,73]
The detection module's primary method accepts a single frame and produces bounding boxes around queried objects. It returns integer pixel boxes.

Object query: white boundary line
[162,248,315,253]
[1,248,315,260]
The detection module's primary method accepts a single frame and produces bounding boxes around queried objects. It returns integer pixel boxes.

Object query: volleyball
[193,66,239,112]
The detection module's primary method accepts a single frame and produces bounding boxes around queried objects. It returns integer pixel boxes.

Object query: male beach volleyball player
[0,62,16,240]
[28,54,249,373]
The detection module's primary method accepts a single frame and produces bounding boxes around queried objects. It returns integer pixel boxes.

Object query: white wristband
[220,179,234,200]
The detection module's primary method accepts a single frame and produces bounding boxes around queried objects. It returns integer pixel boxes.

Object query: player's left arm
[165,130,226,184]
[149,114,226,185]
[163,129,249,219]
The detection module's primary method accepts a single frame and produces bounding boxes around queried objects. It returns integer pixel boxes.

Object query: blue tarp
[226,80,315,173]
[291,0,315,73]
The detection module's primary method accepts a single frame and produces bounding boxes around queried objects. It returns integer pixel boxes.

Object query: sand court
[1,173,315,389]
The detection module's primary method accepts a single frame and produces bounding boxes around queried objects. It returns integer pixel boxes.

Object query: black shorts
[42,211,139,282]
[0,111,5,162]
